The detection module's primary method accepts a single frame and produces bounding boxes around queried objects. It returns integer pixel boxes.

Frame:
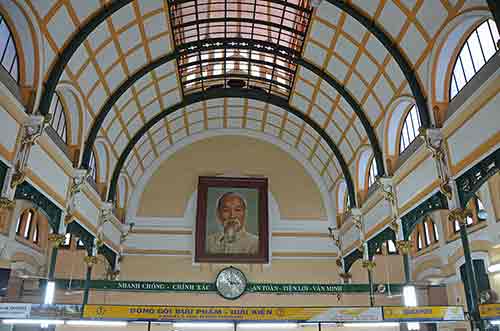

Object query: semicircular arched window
[367,157,378,188]
[0,14,20,82]
[399,104,421,154]
[450,19,499,99]
[48,92,68,143]
[89,149,98,183]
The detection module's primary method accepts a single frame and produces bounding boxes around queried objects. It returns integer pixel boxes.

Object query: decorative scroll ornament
[65,169,90,225]
[116,222,135,272]
[84,255,99,267]
[448,208,473,226]
[396,240,413,255]
[48,233,67,248]
[96,202,114,248]
[420,128,452,200]
[10,115,51,189]
[0,197,15,209]
[380,179,395,206]
[328,226,347,288]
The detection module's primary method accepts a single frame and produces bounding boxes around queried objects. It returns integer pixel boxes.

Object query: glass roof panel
[168,0,312,97]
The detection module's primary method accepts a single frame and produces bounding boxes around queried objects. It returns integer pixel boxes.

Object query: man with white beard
[206,192,259,255]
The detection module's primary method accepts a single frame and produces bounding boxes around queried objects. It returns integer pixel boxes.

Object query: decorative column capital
[83,255,99,267]
[48,233,67,248]
[362,260,376,270]
[396,240,413,255]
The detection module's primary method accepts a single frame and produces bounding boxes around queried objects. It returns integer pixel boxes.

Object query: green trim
[368,227,396,258]
[401,191,448,239]
[0,160,8,190]
[14,181,61,231]
[65,222,117,268]
[343,249,363,273]
[50,279,403,295]
[456,147,499,208]
[66,222,94,256]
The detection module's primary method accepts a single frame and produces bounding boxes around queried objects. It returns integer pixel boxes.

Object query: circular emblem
[215,266,247,300]
[377,284,386,294]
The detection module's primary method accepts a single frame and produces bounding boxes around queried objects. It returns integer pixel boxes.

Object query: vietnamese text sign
[83,305,383,322]
[480,304,500,319]
[383,306,465,321]
[53,279,402,295]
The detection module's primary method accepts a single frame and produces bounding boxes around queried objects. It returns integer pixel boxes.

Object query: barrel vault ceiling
[27,0,487,207]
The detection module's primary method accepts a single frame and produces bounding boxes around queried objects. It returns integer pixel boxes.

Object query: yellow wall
[138,136,326,220]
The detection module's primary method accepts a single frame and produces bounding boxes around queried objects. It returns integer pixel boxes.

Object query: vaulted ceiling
[28,0,487,208]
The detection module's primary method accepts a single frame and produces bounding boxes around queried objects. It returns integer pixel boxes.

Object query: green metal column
[47,247,59,280]
[459,223,485,331]
[82,266,92,305]
[367,268,375,306]
[403,253,411,283]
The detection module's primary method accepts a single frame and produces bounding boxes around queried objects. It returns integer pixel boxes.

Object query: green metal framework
[343,226,396,272]
[343,249,362,273]
[401,191,449,240]
[36,0,430,197]
[82,38,387,205]
[66,221,116,269]
[14,181,62,232]
[456,147,500,208]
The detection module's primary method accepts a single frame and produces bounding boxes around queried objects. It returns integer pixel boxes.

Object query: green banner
[49,279,403,295]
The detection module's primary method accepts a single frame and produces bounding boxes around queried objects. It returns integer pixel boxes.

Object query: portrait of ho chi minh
[206,192,259,255]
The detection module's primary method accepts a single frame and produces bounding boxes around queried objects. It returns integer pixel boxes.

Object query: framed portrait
[194,176,269,263]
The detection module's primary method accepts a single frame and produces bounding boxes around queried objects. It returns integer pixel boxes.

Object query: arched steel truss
[37,0,431,126]
[82,38,385,183]
[35,0,437,206]
[107,87,357,206]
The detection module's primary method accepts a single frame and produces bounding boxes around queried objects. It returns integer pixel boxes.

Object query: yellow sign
[83,305,383,322]
[480,304,500,319]
[383,306,464,321]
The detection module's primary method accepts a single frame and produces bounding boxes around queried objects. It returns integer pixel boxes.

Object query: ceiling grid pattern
[24,0,484,199]
[123,98,341,189]
[290,0,457,187]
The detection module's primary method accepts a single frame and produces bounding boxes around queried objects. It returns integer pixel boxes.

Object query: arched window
[367,158,378,188]
[15,209,35,239]
[411,216,439,252]
[89,149,98,183]
[452,195,488,233]
[0,14,19,82]
[48,92,68,143]
[450,19,499,99]
[15,209,42,245]
[399,105,421,154]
